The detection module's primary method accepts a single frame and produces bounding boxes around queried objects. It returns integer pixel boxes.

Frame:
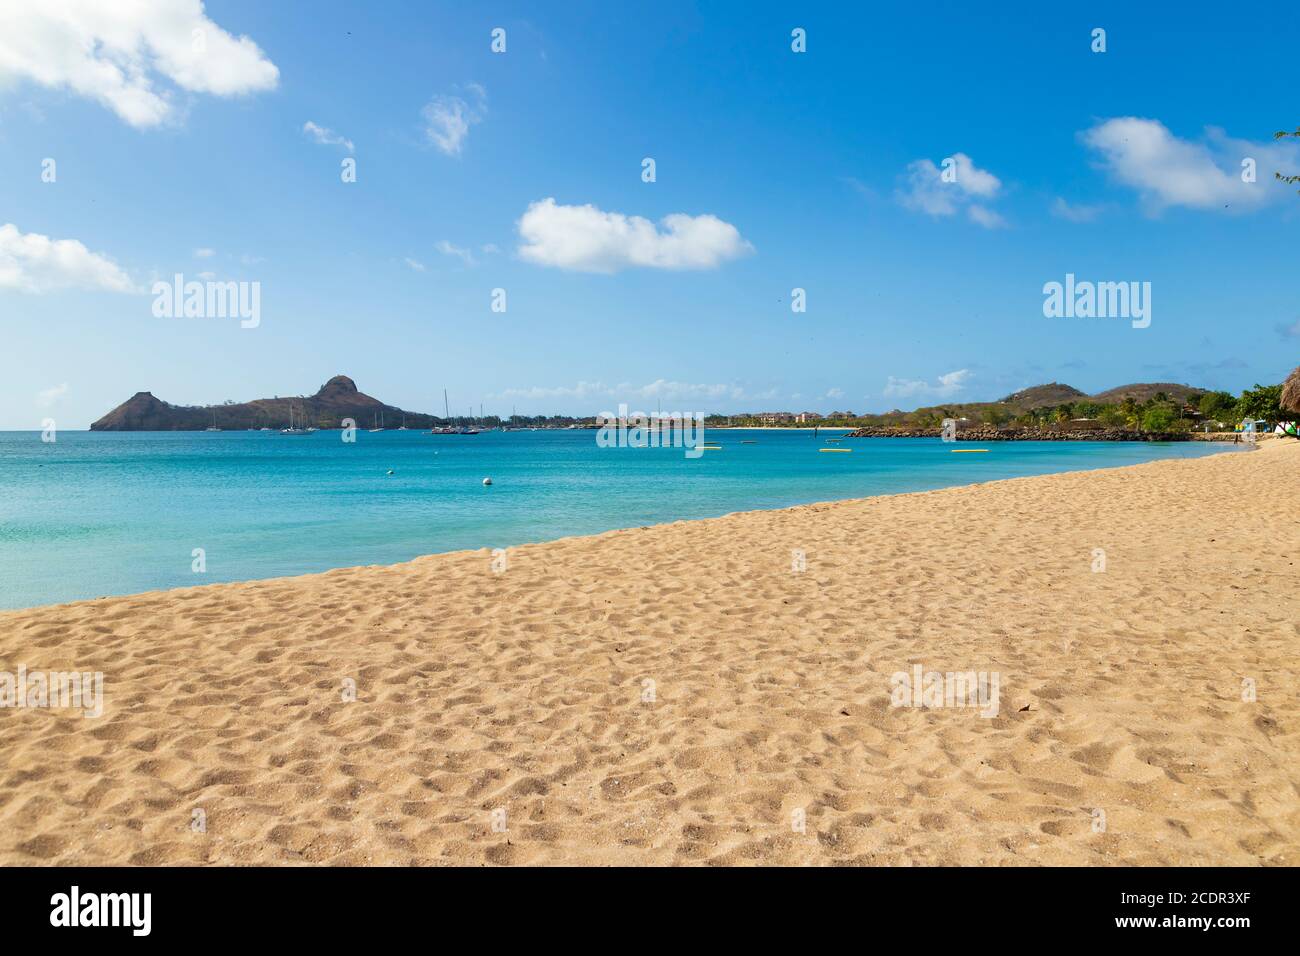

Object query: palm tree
[1119,397,1140,431]
[1275,126,1300,193]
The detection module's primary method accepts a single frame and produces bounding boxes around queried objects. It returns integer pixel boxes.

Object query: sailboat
[503,405,520,431]
[205,409,220,431]
[368,410,385,433]
[280,404,310,435]
[430,390,454,434]
[430,389,478,435]
[398,413,408,431]
[460,411,479,435]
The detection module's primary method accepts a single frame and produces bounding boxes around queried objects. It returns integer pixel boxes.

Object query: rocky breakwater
[843,425,1193,442]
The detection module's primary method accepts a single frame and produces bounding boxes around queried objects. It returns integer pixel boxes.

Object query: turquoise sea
[0,429,1240,610]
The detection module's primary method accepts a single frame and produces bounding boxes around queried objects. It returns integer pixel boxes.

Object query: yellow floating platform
[951,449,989,453]
[819,448,852,453]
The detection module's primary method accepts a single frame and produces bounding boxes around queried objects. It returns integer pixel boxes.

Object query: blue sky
[1,0,1298,428]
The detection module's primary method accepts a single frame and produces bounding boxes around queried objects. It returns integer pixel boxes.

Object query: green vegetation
[1275,125,1300,193]
[1140,404,1179,433]
[1197,390,1237,422]
[708,379,1294,433]
[1236,383,1284,423]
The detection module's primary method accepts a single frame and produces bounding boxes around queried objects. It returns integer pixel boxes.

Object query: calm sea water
[0,429,1239,610]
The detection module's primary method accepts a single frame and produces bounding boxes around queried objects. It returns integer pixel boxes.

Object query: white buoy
[386,469,394,475]
[482,477,492,486]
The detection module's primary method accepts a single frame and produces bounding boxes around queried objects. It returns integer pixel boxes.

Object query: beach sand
[2,440,1297,866]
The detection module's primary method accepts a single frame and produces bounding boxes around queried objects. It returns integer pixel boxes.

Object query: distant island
[90,375,1288,436]
[90,375,585,431]
[91,375,433,431]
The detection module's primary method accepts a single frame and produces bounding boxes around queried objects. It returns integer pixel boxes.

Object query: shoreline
[1,440,1258,617]
[2,439,1296,865]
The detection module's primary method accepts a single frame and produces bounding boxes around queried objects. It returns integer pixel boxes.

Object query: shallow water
[0,429,1240,609]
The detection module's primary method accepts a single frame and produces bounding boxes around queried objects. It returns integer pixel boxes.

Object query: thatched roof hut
[1282,366,1300,414]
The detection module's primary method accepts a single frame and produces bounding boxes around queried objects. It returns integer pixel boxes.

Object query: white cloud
[897,153,1005,228]
[630,380,749,401]
[303,120,353,153]
[1050,197,1105,223]
[966,205,1007,229]
[36,383,69,406]
[882,369,972,400]
[403,257,426,272]
[493,381,611,401]
[516,198,754,273]
[0,223,135,293]
[421,83,486,156]
[481,243,500,254]
[825,387,845,399]
[0,0,279,128]
[1080,117,1300,213]
[194,247,215,258]
[196,270,215,280]
[435,240,475,266]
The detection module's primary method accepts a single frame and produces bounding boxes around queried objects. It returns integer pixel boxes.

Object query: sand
[1,440,1297,866]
